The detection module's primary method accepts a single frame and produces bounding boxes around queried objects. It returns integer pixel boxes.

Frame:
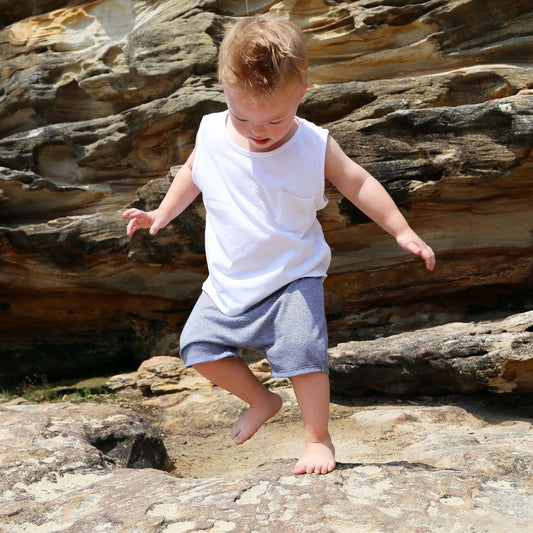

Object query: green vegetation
[0,376,119,404]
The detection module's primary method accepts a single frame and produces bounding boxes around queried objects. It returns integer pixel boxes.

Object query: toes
[233,434,246,445]
[293,462,306,475]
[230,423,242,444]
[294,460,322,475]
[294,459,336,475]
[307,463,317,474]
[323,461,336,474]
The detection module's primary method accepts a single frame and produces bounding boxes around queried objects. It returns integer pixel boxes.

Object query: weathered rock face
[1,390,532,532]
[0,402,171,489]
[0,0,532,380]
[329,310,533,397]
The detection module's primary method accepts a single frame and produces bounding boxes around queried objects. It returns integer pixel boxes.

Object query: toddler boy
[122,15,435,475]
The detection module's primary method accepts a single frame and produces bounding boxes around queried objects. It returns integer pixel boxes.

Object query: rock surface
[1,386,532,532]
[330,310,533,396]
[1,0,532,379]
[0,402,170,487]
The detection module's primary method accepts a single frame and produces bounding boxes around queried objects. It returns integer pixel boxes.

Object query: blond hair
[218,15,308,98]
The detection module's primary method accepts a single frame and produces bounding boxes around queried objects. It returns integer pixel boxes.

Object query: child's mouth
[251,137,269,146]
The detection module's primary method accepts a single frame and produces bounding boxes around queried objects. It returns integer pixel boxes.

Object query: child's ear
[300,82,310,101]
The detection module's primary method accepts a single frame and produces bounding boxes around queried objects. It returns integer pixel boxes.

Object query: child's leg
[291,372,335,475]
[193,357,282,444]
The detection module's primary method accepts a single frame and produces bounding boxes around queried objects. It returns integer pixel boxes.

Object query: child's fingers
[122,209,156,237]
[413,241,435,271]
[126,218,139,236]
[123,212,163,236]
[404,240,436,271]
[421,244,436,271]
[122,208,144,220]
[149,221,161,236]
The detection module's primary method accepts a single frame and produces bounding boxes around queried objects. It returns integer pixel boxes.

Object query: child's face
[225,82,308,152]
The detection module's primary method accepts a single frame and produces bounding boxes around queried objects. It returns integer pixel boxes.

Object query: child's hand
[396,229,436,271]
[121,208,164,237]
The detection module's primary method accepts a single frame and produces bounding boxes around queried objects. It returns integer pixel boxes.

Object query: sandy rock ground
[106,353,532,480]
[1,376,532,532]
[141,383,532,481]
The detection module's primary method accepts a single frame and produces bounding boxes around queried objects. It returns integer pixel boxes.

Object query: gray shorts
[179,277,329,377]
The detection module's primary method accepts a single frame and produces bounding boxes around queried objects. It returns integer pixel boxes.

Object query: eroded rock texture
[329,311,533,396]
[0,0,532,381]
[1,397,532,532]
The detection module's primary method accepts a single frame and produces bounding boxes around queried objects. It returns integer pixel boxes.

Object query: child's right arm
[122,150,200,237]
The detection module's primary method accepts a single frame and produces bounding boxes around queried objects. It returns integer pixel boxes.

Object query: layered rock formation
[1,386,532,531]
[1,0,532,381]
[329,311,533,396]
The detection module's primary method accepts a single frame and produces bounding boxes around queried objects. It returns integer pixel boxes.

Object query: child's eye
[269,120,283,125]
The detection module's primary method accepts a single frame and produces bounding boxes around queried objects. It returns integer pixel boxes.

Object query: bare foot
[230,391,282,445]
[294,438,336,475]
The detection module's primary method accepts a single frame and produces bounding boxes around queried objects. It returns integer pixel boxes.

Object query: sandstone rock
[330,310,533,397]
[0,402,170,492]
[1,395,531,532]
[107,353,290,396]
[135,355,210,395]
[0,0,532,380]
[1,3,532,529]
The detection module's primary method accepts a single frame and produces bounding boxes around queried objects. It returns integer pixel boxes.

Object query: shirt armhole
[191,118,206,187]
[317,128,329,210]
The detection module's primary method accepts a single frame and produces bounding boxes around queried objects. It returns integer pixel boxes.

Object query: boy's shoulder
[197,110,227,135]
[201,110,227,123]
[297,115,327,132]
[296,115,329,144]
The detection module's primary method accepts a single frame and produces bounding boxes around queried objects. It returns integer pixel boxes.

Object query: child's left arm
[325,136,435,271]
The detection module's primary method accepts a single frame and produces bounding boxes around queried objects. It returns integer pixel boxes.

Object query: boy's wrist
[151,208,170,228]
[383,212,412,241]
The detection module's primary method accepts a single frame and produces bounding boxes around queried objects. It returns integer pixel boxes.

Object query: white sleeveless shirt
[192,111,331,316]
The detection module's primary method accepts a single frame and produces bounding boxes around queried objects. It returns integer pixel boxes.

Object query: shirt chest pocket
[274,191,316,237]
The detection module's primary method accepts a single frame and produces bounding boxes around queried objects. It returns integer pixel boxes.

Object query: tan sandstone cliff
[0,0,532,383]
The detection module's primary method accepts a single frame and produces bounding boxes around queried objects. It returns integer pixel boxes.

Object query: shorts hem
[181,350,237,368]
[270,365,329,378]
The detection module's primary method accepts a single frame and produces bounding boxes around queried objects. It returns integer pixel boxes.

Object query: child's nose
[250,123,267,136]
